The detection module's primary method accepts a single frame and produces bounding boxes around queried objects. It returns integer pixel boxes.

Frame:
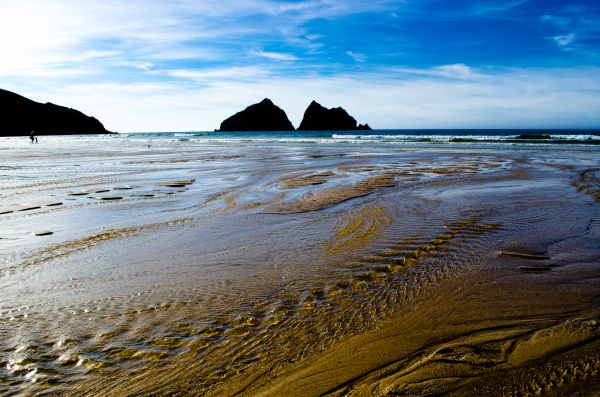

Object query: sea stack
[218,98,294,131]
[0,88,111,136]
[298,100,371,131]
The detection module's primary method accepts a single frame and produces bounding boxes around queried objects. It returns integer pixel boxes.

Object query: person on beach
[30,131,35,143]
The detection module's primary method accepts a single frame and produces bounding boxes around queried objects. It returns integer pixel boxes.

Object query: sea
[117,128,600,149]
[3,129,600,151]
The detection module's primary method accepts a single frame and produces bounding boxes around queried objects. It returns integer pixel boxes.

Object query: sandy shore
[0,138,598,396]
[236,254,600,396]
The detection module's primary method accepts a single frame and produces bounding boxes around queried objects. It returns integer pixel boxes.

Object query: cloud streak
[250,51,300,61]
[552,33,576,47]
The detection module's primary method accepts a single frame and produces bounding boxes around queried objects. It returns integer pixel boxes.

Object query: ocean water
[125,129,600,149]
[2,129,600,151]
[0,131,599,396]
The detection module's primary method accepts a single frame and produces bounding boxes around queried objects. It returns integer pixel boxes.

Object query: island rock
[298,101,372,131]
[218,98,294,131]
[0,88,111,136]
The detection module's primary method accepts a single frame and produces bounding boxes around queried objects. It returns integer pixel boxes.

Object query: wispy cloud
[552,33,576,47]
[250,51,299,61]
[346,51,366,63]
[540,14,571,27]
[153,66,272,81]
[541,5,600,53]
[391,64,481,80]
[466,0,530,16]
[436,0,531,19]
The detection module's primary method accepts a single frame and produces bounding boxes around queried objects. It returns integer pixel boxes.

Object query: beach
[0,132,599,396]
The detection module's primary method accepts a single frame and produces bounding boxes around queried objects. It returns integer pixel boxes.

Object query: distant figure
[35,136,38,143]
[30,131,35,143]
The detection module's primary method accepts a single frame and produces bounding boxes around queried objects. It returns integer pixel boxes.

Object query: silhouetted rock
[219,98,294,131]
[298,101,371,131]
[0,88,111,136]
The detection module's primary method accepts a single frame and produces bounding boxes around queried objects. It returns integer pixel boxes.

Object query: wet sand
[0,138,598,396]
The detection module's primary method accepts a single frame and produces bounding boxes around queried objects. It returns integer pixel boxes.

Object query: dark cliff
[218,98,294,131]
[0,88,111,136]
[298,101,371,131]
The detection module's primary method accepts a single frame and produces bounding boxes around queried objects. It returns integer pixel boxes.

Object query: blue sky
[1,0,599,131]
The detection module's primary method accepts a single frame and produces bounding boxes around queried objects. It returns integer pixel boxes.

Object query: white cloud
[441,0,530,18]
[540,14,571,27]
[346,51,366,63]
[553,33,576,47]
[430,64,474,78]
[250,51,299,61]
[156,66,272,81]
[391,64,481,80]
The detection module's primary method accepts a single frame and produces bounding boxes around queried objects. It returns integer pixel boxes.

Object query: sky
[1,0,600,131]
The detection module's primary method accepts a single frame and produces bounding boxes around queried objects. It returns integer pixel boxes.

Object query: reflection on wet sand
[0,142,598,396]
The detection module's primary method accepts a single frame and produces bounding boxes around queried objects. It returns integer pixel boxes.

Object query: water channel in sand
[0,136,598,396]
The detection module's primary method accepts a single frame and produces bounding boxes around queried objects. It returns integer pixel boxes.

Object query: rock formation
[298,101,371,131]
[0,88,111,136]
[218,98,294,131]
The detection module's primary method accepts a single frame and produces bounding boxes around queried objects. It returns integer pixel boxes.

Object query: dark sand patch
[267,175,396,213]
[0,204,24,214]
[206,191,230,204]
[337,165,382,173]
[18,204,42,211]
[208,191,240,211]
[33,231,54,236]
[309,153,345,159]
[84,188,111,194]
[155,179,195,188]
[89,196,123,201]
[281,171,334,189]
[519,265,552,273]
[382,170,423,178]
[240,193,286,211]
[573,168,600,202]
[27,200,63,208]
[0,200,64,213]
[500,251,551,260]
